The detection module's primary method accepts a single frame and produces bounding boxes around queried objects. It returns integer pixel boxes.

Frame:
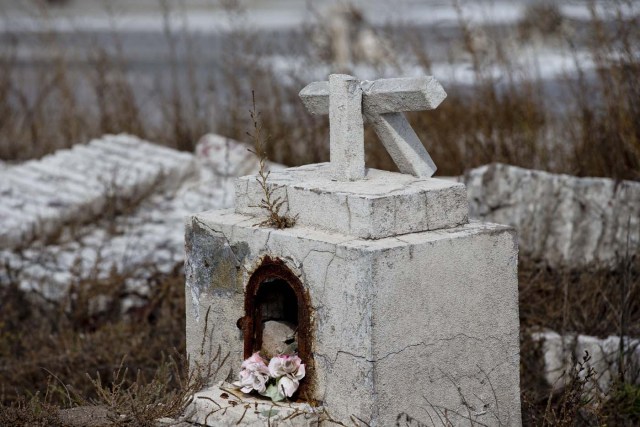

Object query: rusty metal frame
[243,256,315,400]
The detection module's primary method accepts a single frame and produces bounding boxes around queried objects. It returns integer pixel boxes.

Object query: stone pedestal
[185,164,521,426]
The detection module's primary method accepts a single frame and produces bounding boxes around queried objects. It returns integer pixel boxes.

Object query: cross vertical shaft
[329,74,365,181]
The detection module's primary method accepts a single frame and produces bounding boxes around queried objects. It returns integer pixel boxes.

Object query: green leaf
[261,383,285,402]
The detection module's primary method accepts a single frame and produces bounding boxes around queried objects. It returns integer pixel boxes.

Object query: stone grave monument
[184,75,521,426]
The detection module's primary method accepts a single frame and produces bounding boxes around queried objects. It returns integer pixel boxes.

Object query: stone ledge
[190,209,512,253]
[180,382,320,427]
[234,163,469,239]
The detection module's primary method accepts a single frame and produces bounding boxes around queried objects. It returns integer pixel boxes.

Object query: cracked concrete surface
[464,163,640,267]
[235,163,468,240]
[185,206,520,425]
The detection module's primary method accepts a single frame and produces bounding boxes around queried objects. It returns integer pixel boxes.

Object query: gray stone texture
[533,331,640,392]
[464,163,640,267]
[185,208,521,426]
[0,134,195,250]
[261,320,297,358]
[328,74,365,181]
[299,75,446,179]
[366,112,437,177]
[181,382,320,426]
[234,163,469,240]
[299,76,446,116]
[0,134,261,301]
[360,76,447,114]
[4,136,637,306]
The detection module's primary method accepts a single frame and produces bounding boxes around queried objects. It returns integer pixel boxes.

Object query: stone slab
[532,331,640,393]
[0,134,197,250]
[366,111,437,177]
[235,163,469,239]
[464,163,640,267]
[0,134,253,301]
[180,382,320,427]
[185,209,520,426]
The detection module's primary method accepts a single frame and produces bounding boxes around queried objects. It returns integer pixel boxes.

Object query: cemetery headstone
[184,75,521,426]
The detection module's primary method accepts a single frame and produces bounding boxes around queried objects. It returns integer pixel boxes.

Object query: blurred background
[1,0,638,179]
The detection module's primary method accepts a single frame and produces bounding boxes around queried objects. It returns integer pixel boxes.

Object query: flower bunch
[233,353,306,402]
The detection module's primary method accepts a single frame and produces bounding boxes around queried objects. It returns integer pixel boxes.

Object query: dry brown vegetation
[1,254,638,425]
[1,0,639,426]
[1,1,638,180]
[520,256,640,426]
[0,266,189,422]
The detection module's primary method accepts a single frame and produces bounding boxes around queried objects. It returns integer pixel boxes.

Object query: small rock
[261,320,297,357]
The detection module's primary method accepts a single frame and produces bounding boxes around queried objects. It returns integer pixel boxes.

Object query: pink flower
[268,354,306,397]
[242,352,270,373]
[268,354,305,378]
[233,352,270,394]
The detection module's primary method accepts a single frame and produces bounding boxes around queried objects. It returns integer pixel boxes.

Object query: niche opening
[243,257,313,398]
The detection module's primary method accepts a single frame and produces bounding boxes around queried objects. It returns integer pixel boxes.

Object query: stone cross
[299,74,446,181]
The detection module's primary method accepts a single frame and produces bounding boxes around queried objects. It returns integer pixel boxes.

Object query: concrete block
[360,76,447,114]
[532,331,640,392]
[183,382,320,426]
[235,163,468,239]
[0,134,253,301]
[0,134,196,250]
[464,163,640,267]
[185,209,520,426]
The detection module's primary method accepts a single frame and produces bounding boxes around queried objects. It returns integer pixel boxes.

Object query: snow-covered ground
[0,0,637,33]
[1,0,636,120]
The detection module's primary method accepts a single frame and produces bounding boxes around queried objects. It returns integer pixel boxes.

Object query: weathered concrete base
[185,209,521,426]
[180,382,320,426]
[235,163,468,239]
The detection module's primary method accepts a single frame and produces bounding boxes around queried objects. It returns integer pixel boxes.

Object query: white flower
[268,354,305,379]
[277,376,299,398]
[233,352,270,394]
[268,354,306,397]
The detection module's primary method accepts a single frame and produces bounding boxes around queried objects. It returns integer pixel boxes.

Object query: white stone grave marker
[185,76,521,426]
[299,74,445,180]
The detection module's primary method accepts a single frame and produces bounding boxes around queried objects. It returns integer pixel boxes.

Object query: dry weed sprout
[87,354,199,426]
[0,393,64,427]
[519,251,640,425]
[0,250,235,425]
[1,1,638,180]
[539,351,604,427]
[247,91,297,229]
[518,2,566,41]
[0,255,186,398]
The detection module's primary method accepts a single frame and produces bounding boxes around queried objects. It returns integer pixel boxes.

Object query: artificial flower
[235,353,306,401]
[268,354,306,397]
[268,354,305,380]
[233,352,270,394]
